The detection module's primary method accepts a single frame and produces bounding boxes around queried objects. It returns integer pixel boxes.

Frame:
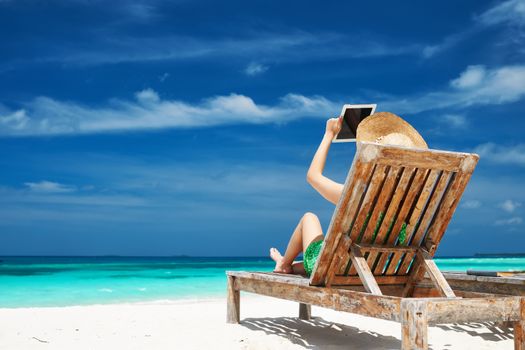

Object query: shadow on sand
[436,322,514,342]
[241,316,401,349]
[241,317,515,349]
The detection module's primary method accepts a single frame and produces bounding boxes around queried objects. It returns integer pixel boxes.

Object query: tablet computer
[333,104,377,142]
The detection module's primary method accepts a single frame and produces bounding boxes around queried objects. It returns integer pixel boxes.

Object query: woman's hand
[325,117,342,138]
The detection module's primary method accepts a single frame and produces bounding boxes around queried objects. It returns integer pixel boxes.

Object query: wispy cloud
[473,143,525,166]
[494,217,523,226]
[439,114,468,129]
[477,0,525,27]
[422,0,525,58]
[24,180,76,193]
[461,200,481,209]
[0,90,338,136]
[382,64,525,114]
[244,62,268,76]
[28,32,420,67]
[499,199,522,213]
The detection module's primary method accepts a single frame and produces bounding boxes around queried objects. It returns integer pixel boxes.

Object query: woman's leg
[270,212,324,274]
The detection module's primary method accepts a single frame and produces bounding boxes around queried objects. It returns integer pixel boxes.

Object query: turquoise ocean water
[1,256,524,308]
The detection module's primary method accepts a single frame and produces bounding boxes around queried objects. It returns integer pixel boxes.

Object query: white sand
[0,294,515,349]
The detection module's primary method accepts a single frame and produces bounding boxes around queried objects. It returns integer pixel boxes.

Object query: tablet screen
[334,104,376,142]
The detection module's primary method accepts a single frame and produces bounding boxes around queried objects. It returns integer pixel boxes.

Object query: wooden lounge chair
[226,142,525,350]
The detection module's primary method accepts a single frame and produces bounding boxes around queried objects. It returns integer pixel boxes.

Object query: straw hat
[356,112,428,149]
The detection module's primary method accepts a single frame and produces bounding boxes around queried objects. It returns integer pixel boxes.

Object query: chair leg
[401,300,428,350]
[226,276,240,323]
[299,303,311,320]
[516,298,525,350]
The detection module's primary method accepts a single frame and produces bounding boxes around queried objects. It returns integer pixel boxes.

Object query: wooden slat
[349,244,382,295]
[424,158,478,246]
[373,144,473,172]
[393,170,440,275]
[357,244,418,253]
[343,166,402,275]
[371,168,417,274]
[381,168,429,275]
[417,249,455,298]
[359,166,402,244]
[347,169,411,276]
[396,252,416,275]
[309,155,374,286]
[400,172,453,294]
[331,274,409,286]
[325,235,352,287]
[406,171,452,249]
[348,164,389,243]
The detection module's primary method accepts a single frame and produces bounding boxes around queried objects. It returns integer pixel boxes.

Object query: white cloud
[135,88,160,104]
[0,90,338,136]
[462,200,481,209]
[477,0,525,27]
[439,114,467,129]
[383,64,525,114]
[1,63,525,136]
[244,62,268,76]
[473,143,525,166]
[450,65,486,89]
[499,199,522,213]
[494,217,523,225]
[24,180,76,193]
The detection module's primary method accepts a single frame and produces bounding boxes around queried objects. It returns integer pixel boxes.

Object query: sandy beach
[0,294,515,350]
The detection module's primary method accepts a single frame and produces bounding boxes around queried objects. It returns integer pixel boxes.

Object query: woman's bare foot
[269,248,292,274]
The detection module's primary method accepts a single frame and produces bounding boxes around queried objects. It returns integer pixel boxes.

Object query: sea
[1,256,524,308]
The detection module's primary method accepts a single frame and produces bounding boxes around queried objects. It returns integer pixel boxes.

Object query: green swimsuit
[303,240,323,276]
[302,212,408,277]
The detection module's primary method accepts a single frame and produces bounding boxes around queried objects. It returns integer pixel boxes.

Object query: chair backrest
[309,142,479,288]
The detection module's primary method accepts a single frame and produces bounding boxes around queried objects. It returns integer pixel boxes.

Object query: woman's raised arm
[306,118,344,205]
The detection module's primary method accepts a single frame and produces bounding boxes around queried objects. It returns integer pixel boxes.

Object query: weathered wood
[440,272,525,296]
[331,274,408,286]
[375,145,474,172]
[228,271,310,286]
[401,300,428,350]
[349,244,382,295]
[359,166,400,244]
[426,297,521,323]
[356,244,418,253]
[325,235,352,287]
[299,303,311,320]
[371,167,416,274]
[402,245,437,297]
[233,275,402,321]
[349,164,389,242]
[515,298,525,350]
[417,249,455,298]
[310,156,374,286]
[425,168,477,247]
[227,275,240,324]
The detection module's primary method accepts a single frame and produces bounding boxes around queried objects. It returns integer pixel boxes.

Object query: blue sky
[1,0,524,256]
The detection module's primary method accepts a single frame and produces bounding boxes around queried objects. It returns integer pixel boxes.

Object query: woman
[270,116,344,276]
[270,112,428,276]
